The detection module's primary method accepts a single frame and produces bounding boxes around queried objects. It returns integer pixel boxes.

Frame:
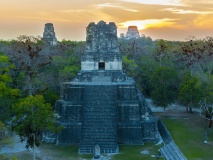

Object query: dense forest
[119,36,213,114]
[0,35,213,157]
[1,35,213,116]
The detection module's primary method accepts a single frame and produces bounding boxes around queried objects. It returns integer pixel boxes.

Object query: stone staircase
[160,141,187,160]
[158,119,187,160]
[78,85,119,154]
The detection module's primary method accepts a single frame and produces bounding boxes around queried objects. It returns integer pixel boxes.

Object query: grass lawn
[12,142,163,160]
[8,112,213,160]
[43,143,162,160]
[162,114,213,160]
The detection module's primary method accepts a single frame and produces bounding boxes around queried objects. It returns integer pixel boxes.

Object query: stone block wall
[81,54,122,71]
[75,71,127,82]
[54,76,158,153]
[57,123,81,145]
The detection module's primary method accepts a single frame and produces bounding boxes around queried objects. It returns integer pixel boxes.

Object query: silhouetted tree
[150,66,178,112]
[5,35,53,95]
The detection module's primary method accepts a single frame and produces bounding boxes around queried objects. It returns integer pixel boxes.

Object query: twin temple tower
[43,21,158,154]
[42,22,141,45]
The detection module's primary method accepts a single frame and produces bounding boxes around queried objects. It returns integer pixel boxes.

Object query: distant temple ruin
[54,21,158,154]
[120,26,141,39]
[126,26,140,39]
[42,23,57,45]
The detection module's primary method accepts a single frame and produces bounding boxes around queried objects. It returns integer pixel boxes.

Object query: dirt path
[146,98,200,113]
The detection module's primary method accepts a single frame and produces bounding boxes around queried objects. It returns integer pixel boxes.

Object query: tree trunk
[209,119,212,128]
[189,107,193,113]
[204,120,212,143]
[28,75,32,96]
[204,132,208,143]
[186,106,188,113]
[188,101,193,113]
[33,133,35,160]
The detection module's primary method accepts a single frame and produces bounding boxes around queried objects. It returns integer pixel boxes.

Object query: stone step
[82,128,115,131]
[82,110,116,113]
[79,145,118,149]
[160,142,187,160]
[80,140,117,144]
[81,134,115,137]
[80,85,118,153]
[83,110,116,113]
[82,114,116,117]
[82,120,116,124]
[82,119,116,122]
[82,117,116,119]
[81,133,115,136]
[83,99,117,102]
[82,126,116,129]
[82,119,115,122]
[82,105,116,108]
[82,126,115,129]
[78,146,118,154]
[79,144,118,149]
[82,106,116,109]
[81,137,116,140]
[83,116,115,119]
[80,129,117,134]
[83,92,117,95]
[82,127,115,130]
[81,129,115,132]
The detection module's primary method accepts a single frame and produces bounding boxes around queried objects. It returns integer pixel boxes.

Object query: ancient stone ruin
[42,23,57,45]
[54,21,158,154]
[126,26,140,39]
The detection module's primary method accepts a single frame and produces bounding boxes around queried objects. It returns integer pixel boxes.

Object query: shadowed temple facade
[42,23,57,45]
[54,21,158,154]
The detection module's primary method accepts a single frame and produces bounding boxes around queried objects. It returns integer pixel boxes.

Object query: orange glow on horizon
[119,19,179,30]
[0,0,213,41]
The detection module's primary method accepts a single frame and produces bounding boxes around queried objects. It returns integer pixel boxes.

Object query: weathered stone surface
[42,23,57,45]
[81,21,121,71]
[85,21,119,53]
[160,142,187,160]
[53,21,158,154]
[126,26,140,39]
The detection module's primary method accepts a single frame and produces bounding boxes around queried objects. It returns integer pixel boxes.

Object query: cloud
[120,0,183,6]
[59,8,113,22]
[194,14,213,29]
[182,0,213,5]
[11,15,70,23]
[60,9,90,13]
[97,3,138,12]
[163,8,213,14]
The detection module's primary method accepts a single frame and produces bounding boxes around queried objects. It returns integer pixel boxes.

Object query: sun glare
[119,19,176,30]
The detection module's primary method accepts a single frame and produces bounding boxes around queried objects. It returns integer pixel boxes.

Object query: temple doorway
[99,62,105,70]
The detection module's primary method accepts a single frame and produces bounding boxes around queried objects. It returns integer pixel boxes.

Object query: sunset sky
[1,0,213,41]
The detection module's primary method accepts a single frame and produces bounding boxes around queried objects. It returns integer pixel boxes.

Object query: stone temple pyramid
[54,21,158,154]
